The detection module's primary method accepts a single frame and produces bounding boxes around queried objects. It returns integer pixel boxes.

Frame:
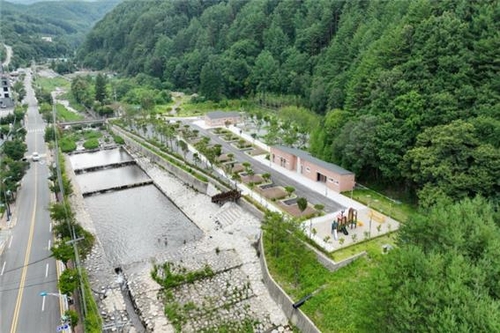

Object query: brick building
[270,145,355,192]
[204,111,241,127]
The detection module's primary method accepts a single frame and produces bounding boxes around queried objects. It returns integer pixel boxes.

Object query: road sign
[56,323,69,332]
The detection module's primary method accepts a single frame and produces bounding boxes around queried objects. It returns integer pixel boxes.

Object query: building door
[317,173,327,183]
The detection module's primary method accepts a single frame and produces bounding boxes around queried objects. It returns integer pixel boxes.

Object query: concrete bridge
[59,119,107,127]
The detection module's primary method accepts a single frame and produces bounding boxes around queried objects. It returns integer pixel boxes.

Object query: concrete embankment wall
[111,125,267,221]
[258,235,367,332]
[302,239,367,272]
[112,125,209,194]
[258,236,321,333]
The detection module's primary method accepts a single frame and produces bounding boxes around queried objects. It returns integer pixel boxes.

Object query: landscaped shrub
[83,138,100,149]
[60,137,77,152]
[83,130,102,140]
[113,135,125,144]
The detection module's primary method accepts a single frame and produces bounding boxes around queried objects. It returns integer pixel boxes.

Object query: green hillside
[0,0,120,67]
[77,0,500,204]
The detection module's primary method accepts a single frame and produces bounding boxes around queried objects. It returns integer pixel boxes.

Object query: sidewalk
[0,203,16,256]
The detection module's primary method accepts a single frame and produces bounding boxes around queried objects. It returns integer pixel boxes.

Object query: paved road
[2,44,12,67]
[0,71,62,332]
[187,122,345,213]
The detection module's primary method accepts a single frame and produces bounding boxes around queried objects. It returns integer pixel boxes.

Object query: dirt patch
[278,202,317,218]
[218,154,232,163]
[247,147,266,156]
[241,174,264,184]
[259,186,287,200]
[232,164,245,173]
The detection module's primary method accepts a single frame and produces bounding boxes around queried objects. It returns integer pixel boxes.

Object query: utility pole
[51,96,88,329]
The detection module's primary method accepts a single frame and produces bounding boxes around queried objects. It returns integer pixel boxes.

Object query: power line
[0,254,52,276]
[0,278,58,293]
[0,272,58,290]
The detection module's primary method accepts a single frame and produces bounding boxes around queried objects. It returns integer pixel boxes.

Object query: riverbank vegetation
[46,146,100,332]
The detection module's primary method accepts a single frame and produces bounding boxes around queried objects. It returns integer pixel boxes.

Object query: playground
[303,206,400,252]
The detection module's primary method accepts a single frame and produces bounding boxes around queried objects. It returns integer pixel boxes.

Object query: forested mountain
[7,0,102,4]
[0,0,120,67]
[78,0,500,204]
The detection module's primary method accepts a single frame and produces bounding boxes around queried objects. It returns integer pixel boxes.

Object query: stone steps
[214,203,242,230]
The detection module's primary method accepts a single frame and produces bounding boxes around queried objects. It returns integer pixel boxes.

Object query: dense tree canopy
[359,197,500,332]
[0,0,120,67]
[78,0,500,203]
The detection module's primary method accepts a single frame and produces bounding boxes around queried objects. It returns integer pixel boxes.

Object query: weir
[82,180,154,197]
[74,160,137,174]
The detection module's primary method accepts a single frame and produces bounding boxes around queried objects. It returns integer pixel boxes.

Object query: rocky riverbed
[66,150,292,332]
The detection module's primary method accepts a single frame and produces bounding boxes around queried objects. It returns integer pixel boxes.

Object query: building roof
[206,111,240,120]
[273,145,354,175]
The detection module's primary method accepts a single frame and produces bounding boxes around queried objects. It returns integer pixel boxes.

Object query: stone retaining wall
[258,236,321,333]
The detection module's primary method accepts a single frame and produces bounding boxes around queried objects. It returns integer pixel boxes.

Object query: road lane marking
[45,263,49,278]
[8,235,13,249]
[49,223,52,232]
[41,295,46,312]
[10,163,38,333]
[48,239,51,250]
[1,261,6,275]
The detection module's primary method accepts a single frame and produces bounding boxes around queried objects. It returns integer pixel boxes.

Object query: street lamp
[40,291,72,330]
[40,291,71,309]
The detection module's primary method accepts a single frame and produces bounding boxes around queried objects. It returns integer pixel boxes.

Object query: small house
[270,145,355,192]
[204,111,241,127]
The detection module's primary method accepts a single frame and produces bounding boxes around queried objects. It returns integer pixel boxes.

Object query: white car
[32,152,40,162]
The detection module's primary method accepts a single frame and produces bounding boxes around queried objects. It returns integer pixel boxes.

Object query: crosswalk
[26,128,45,133]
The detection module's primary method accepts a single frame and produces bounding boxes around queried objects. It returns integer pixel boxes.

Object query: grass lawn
[56,103,84,121]
[265,234,388,333]
[63,94,86,112]
[82,130,102,140]
[181,99,245,115]
[302,257,375,333]
[330,234,395,262]
[348,189,416,222]
[154,103,175,114]
[36,76,70,92]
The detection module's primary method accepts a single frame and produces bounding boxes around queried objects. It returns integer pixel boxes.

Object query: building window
[328,178,334,182]
[306,167,310,173]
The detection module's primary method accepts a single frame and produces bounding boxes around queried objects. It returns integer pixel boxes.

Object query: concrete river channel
[69,147,203,266]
